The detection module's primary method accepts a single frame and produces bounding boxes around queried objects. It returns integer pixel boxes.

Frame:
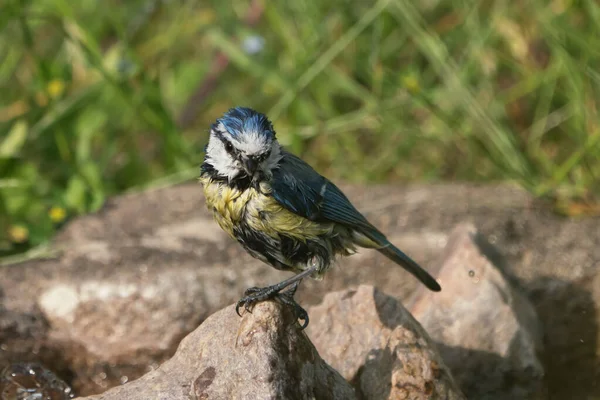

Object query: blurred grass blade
[269,0,391,120]
[2,0,599,263]
[0,120,28,157]
[206,28,290,92]
[0,179,22,188]
[536,129,600,197]
[391,0,534,185]
[29,84,100,140]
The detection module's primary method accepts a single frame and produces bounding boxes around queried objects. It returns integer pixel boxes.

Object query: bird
[199,107,441,328]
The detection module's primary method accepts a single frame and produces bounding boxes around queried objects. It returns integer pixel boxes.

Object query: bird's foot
[278,283,309,329]
[235,282,309,329]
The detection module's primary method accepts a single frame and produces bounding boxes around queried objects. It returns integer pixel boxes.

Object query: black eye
[224,141,234,153]
[259,149,271,162]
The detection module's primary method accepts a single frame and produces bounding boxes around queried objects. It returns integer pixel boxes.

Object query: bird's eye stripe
[259,149,272,162]
[213,130,236,155]
[221,139,235,154]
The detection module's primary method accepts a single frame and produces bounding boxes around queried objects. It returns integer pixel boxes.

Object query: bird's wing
[270,150,441,292]
[270,151,386,243]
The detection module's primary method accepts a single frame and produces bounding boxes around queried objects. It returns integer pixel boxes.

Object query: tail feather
[352,229,441,292]
[377,243,441,291]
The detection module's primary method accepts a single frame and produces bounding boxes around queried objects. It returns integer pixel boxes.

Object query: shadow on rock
[307,285,465,400]
[0,288,77,393]
[410,223,546,399]
[433,342,538,399]
[528,276,599,399]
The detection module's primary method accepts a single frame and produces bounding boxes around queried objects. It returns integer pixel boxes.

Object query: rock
[81,300,356,400]
[0,362,74,399]
[307,285,465,400]
[410,223,545,399]
[0,183,599,397]
[0,183,450,396]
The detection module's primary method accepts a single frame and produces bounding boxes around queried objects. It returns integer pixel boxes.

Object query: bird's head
[204,107,282,183]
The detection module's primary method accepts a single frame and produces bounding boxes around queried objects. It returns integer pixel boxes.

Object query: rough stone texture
[0,183,598,397]
[307,285,465,400]
[410,223,545,399]
[81,300,356,400]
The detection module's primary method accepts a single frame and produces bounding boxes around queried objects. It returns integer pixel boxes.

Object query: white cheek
[206,136,242,179]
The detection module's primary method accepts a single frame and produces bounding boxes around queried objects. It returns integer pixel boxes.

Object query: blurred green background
[1,0,600,259]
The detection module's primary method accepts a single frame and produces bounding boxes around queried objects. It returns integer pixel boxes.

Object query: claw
[235,280,310,329]
[278,285,309,329]
[297,310,309,330]
[289,301,309,329]
[235,296,256,317]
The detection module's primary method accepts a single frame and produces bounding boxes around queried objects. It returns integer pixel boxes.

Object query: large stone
[0,183,598,397]
[410,223,545,399]
[307,285,465,400]
[81,300,356,400]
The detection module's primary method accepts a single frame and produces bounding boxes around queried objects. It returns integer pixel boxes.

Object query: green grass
[1,0,600,258]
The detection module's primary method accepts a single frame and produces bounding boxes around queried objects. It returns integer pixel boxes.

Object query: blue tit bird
[200,107,441,328]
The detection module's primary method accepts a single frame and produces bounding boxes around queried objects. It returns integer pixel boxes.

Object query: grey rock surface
[0,182,598,398]
[410,223,545,399]
[307,285,465,400]
[81,300,356,400]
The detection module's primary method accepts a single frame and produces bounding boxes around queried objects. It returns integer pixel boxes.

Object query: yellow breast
[199,176,334,241]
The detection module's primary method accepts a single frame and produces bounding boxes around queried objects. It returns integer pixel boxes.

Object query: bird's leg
[236,265,316,329]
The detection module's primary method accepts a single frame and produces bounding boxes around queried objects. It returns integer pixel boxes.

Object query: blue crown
[214,107,275,140]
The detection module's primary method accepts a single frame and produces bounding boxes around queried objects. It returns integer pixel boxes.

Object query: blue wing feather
[271,151,385,242]
[270,150,441,292]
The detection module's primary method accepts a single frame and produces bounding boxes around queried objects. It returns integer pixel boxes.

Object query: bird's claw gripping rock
[235,285,309,329]
[278,287,309,329]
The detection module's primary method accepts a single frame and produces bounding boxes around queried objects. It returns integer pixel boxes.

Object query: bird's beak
[242,157,258,176]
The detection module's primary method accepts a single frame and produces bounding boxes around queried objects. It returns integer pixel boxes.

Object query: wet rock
[410,223,546,399]
[0,362,74,399]
[307,285,465,400]
[81,300,356,400]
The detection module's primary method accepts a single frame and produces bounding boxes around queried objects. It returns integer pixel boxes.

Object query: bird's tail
[376,243,441,292]
[353,230,441,292]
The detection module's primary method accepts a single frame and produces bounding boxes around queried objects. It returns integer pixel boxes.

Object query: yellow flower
[47,79,66,99]
[401,75,421,94]
[49,206,67,223]
[8,225,29,244]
